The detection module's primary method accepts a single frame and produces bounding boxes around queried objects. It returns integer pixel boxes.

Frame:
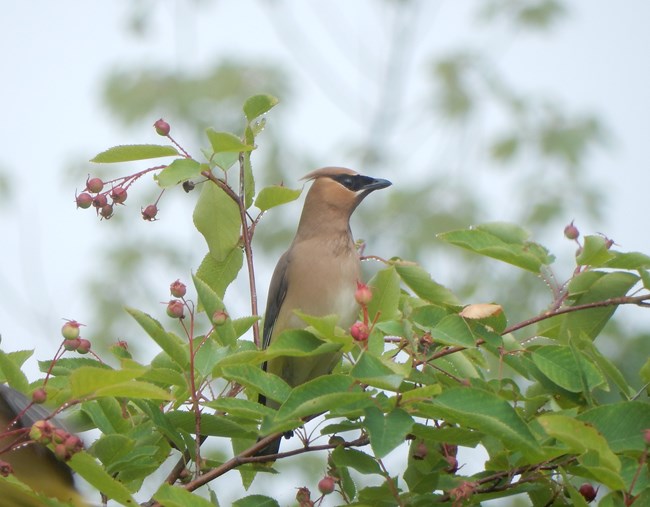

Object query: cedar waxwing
[0,384,85,506]
[259,167,391,455]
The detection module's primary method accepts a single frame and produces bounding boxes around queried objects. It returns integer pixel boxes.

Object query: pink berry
[166,300,185,319]
[100,204,114,219]
[170,280,186,298]
[76,192,93,209]
[318,476,336,495]
[412,441,428,460]
[579,483,597,502]
[92,194,108,208]
[564,221,580,240]
[76,338,91,354]
[142,204,158,221]
[212,310,229,326]
[154,118,170,136]
[54,443,71,461]
[29,420,53,444]
[63,338,81,351]
[86,177,104,194]
[110,186,127,204]
[350,321,369,341]
[61,320,81,340]
[31,388,47,404]
[354,281,373,306]
[644,428,650,446]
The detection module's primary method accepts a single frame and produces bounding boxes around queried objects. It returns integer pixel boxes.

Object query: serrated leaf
[69,367,172,400]
[429,314,477,348]
[91,144,178,163]
[367,266,401,322]
[0,350,29,392]
[576,235,616,266]
[417,387,544,462]
[126,308,189,369]
[350,352,406,391]
[532,345,605,393]
[206,397,275,420]
[193,180,241,262]
[195,248,243,300]
[68,452,137,505]
[438,222,554,273]
[192,274,236,345]
[395,264,459,305]
[206,129,254,154]
[155,158,202,187]
[538,414,623,489]
[219,364,291,405]
[331,447,382,475]
[154,483,216,507]
[604,251,650,269]
[243,94,279,122]
[364,406,414,458]
[254,185,302,211]
[577,401,650,452]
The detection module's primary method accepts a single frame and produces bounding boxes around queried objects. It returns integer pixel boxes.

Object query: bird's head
[301,167,392,216]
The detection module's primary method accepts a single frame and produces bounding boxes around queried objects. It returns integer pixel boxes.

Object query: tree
[1,96,649,506]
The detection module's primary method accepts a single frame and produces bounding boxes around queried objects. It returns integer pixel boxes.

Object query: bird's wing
[262,250,291,352]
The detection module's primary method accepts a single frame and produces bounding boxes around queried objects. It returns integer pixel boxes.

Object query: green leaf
[233,495,279,507]
[577,401,650,452]
[438,222,554,273]
[193,180,241,262]
[206,129,254,154]
[195,248,244,300]
[367,266,401,322]
[219,364,291,405]
[0,350,29,392]
[350,352,407,391]
[166,411,257,439]
[274,375,367,422]
[68,452,137,505]
[331,446,383,475]
[91,144,178,163]
[395,264,459,305]
[155,158,202,187]
[417,387,544,462]
[532,345,605,393]
[213,151,240,172]
[243,94,279,122]
[206,397,275,420]
[192,274,236,345]
[265,329,341,358]
[560,271,639,341]
[242,126,255,209]
[254,185,302,212]
[428,314,478,348]
[69,367,172,400]
[604,250,650,270]
[154,483,216,507]
[538,414,623,490]
[126,308,189,369]
[576,235,616,266]
[364,406,414,458]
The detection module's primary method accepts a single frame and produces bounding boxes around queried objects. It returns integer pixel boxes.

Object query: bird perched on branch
[0,384,85,506]
[258,167,391,456]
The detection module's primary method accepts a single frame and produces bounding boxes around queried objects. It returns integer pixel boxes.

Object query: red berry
[644,428,650,445]
[154,118,170,136]
[563,221,580,240]
[412,441,428,460]
[61,320,81,340]
[52,428,68,445]
[318,476,336,495]
[445,455,459,473]
[578,483,597,502]
[31,388,47,404]
[76,338,91,354]
[110,186,127,204]
[92,194,108,208]
[350,321,369,341]
[63,338,81,351]
[64,435,83,453]
[54,443,71,461]
[295,487,312,506]
[166,300,185,319]
[0,460,13,477]
[212,310,229,326]
[170,280,187,298]
[76,192,93,209]
[100,204,114,219]
[86,177,104,194]
[142,204,158,221]
[354,281,373,306]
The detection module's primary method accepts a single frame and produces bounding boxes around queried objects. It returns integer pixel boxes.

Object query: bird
[258,167,391,456]
[0,384,86,506]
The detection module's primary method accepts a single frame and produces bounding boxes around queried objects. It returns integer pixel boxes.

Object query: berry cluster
[29,420,84,462]
[349,281,374,343]
[60,320,92,355]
